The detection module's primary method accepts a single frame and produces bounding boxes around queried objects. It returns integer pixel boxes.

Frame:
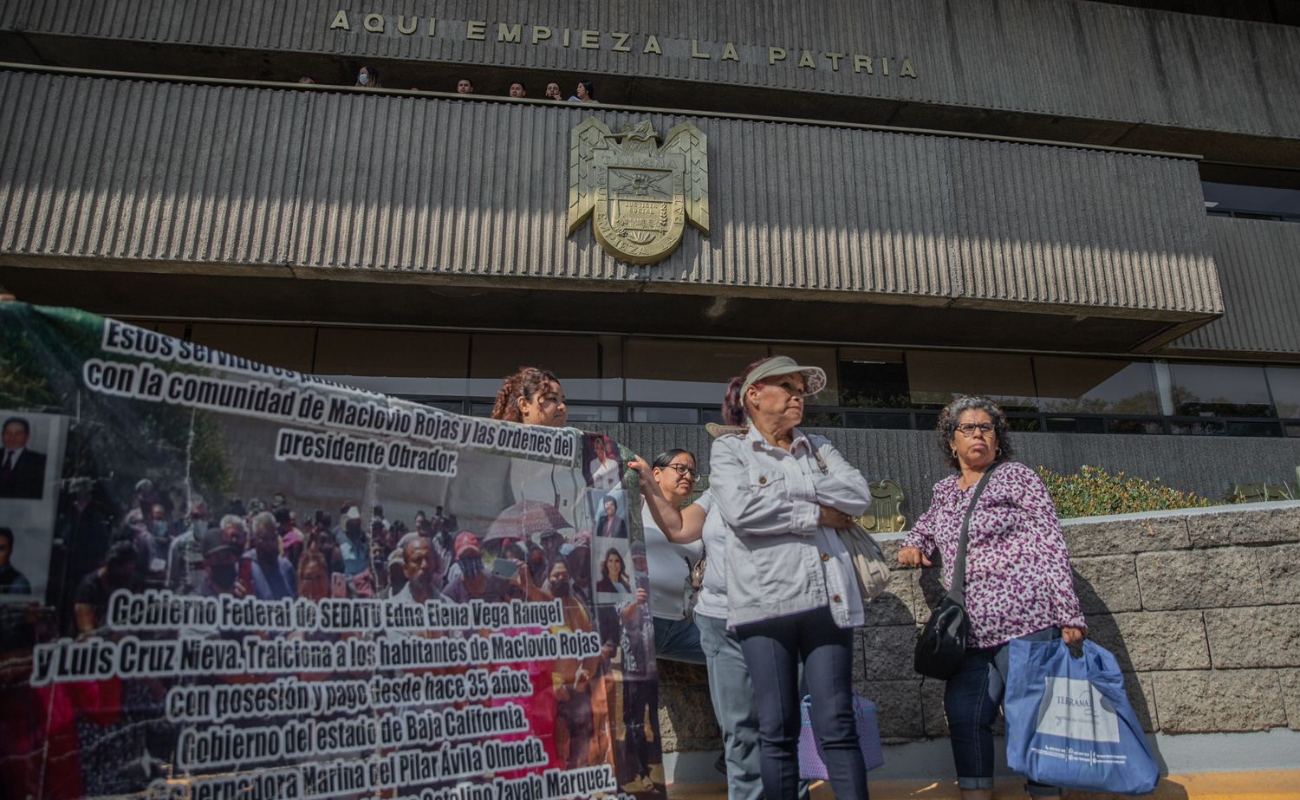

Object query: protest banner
[0,304,665,800]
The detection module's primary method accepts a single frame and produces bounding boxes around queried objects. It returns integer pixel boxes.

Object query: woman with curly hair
[898,396,1086,800]
[492,367,568,427]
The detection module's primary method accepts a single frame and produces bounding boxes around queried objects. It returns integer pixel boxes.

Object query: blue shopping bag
[1004,639,1159,795]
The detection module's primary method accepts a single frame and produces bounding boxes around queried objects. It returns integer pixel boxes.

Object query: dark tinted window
[1168,363,1273,418]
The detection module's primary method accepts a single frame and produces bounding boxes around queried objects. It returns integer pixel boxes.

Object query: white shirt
[642,496,708,620]
[692,494,731,621]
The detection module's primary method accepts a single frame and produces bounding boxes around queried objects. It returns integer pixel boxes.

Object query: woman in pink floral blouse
[899,396,1085,800]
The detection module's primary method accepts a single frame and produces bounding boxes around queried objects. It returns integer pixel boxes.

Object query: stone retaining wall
[655,502,1300,752]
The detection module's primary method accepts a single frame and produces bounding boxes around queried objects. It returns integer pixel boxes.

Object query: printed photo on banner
[0,307,666,800]
[590,487,629,540]
[0,411,68,602]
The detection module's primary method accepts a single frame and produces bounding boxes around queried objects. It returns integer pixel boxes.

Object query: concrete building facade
[2,0,1300,507]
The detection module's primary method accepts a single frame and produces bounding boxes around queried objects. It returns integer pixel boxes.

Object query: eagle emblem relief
[567,118,710,265]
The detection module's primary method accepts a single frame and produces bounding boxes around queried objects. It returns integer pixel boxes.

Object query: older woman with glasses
[899,396,1086,800]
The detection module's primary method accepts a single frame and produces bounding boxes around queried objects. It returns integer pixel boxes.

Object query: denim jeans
[696,613,764,800]
[737,606,868,800]
[944,626,1064,796]
[654,616,706,664]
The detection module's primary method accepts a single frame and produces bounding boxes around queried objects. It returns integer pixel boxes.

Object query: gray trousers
[697,613,763,800]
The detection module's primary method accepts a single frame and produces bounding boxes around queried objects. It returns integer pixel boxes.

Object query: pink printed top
[903,461,1086,648]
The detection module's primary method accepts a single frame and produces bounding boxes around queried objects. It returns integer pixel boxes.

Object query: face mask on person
[152,521,169,538]
[550,578,571,597]
[191,519,208,536]
[358,73,369,85]
[210,563,237,590]
[460,556,483,578]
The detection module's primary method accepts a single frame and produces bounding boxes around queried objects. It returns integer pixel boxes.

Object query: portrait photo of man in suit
[0,417,47,500]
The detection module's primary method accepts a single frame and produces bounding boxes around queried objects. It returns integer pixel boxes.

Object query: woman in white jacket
[712,355,872,800]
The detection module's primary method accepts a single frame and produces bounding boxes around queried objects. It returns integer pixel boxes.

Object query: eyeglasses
[955,423,996,437]
[665,463,700,480]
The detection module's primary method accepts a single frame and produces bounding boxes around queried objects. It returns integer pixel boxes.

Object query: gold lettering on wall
[327,12,919,79]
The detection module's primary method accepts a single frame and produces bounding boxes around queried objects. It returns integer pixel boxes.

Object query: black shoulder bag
[913,462,1000,680]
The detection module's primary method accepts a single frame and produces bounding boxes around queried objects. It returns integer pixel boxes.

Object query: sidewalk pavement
[667,771,1300,799]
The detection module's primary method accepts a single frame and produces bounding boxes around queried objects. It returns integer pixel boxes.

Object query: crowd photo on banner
[0,304,1158,800]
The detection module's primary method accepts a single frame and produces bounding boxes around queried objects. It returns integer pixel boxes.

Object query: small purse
[913,462,1000,680]
[839,522,890,602]
[683,550,707,621]
[810,450,890,603]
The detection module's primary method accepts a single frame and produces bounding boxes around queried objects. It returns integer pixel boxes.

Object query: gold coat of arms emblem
[567,119,709,265]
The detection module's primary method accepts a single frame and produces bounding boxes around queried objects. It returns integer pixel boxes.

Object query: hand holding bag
[913,462,1000,680]
[1004,639,1159,794]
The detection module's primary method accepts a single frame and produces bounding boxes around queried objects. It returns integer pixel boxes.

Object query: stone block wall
[656,503,1300,752]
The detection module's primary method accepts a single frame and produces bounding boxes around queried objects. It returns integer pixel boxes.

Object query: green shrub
[1036,465,1212,519]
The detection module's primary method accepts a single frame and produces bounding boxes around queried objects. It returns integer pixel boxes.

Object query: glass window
[839,348,910,409]
[190,324,316,372]
[1033,357,1160,415]
[844,411,912,430]
[1167,363,1274,418]
[564,405,620,423]
[1170,420,1281,437]
[625,339,767,404]
[906,351,1037,410]
[468,334,619,401]
[632,407,699,424]
[1202,182,1300,218]
[1267,367,1300,418]
[314,329,471,395]
[1108,419,1163,435]
[1044,417,1106,434]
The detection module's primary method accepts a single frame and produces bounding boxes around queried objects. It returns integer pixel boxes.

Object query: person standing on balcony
[354,65,380,88]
